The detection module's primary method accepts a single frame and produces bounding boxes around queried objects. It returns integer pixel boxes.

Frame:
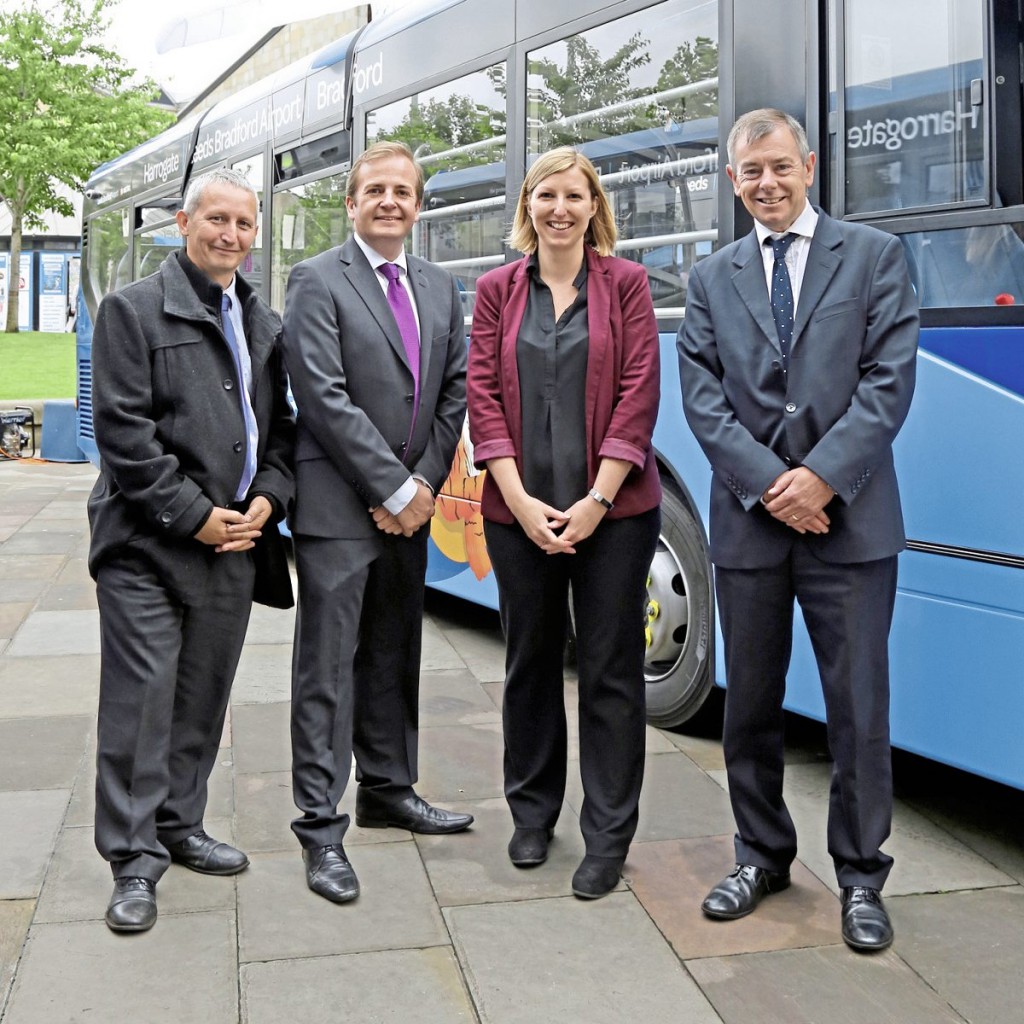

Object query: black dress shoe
[303,845,360,903]
[841,886,893,951]
[105,877,157,933]
[701,864,791,920]
[165,830,249,875]
[508,828,554,867]
[355,789,474,835]
[571,855,624,899]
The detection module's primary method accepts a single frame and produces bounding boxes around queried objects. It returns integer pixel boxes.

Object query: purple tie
[379,262,421,420]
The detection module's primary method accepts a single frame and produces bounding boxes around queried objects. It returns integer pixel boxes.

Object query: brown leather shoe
[701,864,791,919]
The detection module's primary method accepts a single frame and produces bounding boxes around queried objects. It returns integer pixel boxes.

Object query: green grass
[0,332,77,401]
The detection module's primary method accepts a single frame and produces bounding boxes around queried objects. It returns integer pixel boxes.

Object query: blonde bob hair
[508,147,617,256]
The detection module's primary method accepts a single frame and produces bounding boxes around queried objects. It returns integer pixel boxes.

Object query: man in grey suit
[281,141,471,904]
[678,109,918,951]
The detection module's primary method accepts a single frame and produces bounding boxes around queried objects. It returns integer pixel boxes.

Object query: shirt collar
[354,232,409,275]
[754,200,819,247]
[526,251,588,288]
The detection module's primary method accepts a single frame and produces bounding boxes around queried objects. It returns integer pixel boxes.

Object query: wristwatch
[588,488,614,511]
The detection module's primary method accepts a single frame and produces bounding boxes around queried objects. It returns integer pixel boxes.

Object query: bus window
[526,0,719,310]
[898,220,1024,308]
[85,207,131,309]
[270,171,350,312]
[367,63,507,316]
[843,0,986,215]
[134,203,183,281]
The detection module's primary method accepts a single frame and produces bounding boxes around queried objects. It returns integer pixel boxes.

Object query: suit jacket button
[785,402,797,413]
[233,441,243,452]
[223,379,234,390]
[160,512,172,524]
[772,360,782,372]
[405,394,414,403]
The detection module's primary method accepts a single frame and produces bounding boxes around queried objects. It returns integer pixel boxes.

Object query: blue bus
[77,0,1024,788]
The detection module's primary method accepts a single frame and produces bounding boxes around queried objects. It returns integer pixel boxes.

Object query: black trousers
[715,547,898,889]
[485,507,660,860]
[94,549,254,881]
[289,531,428,849]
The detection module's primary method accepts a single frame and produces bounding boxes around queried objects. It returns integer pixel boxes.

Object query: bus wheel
[644,484,713,727]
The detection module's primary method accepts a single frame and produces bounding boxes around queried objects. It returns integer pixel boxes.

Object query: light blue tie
[221,294,258,500]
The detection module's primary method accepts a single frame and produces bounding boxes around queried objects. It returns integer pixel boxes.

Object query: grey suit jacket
[281,236,467,539]
[677,209,919,568]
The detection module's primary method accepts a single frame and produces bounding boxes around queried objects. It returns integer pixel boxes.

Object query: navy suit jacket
[677,209,919,568]
[281,236,467,539]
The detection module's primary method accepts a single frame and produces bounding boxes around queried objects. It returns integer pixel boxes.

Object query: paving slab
[416,722,504,803]
[431,625,507,684]
[0,531,80,556]
[421,613,468,671]
[892,887,1024,1024]
[0,653,101,717]
[628,834,841,958]
[34,581,98,611]
[237,843,449,963]
[0,715,90,791]
[242,946,477,1023]
[5,609,100,657]
[0,554,66,582]
[231,642,293,704]
[52,555,92,584]
[231,700,291,774]
[416,796,589,907]
[0,789,70,898]
[243,601,296,646]
[2,912,238,1024]
[0,603,32,642]
[419,668,502,726]
[0,579,49,604]
[447,893,723,1024]
[688,945,966,1024]
[0,900,34,1011]
[33,820,240,924]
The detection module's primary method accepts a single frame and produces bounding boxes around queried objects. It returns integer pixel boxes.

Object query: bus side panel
[76,291,99,465]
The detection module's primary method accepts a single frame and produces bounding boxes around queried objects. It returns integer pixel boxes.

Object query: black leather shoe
[701,864,791,920]
[508,827,554,867]
[303,845,360,903]
[105,877,157,933]
[166,830,249,875]
[355,789,474,835]
[841,886,893,951]
[571,855,624,899]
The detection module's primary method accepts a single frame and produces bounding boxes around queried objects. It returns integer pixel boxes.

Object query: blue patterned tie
[221,294,258,500]
[768,233,798,370]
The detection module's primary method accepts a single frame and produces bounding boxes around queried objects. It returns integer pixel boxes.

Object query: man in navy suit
[678,109,918,951]
[281,142,471,905]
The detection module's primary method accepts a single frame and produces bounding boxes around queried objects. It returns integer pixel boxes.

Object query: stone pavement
[1,460,1023,1023]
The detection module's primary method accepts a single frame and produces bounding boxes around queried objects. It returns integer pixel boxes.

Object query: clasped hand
[761,467,833,534]
[512,493,607,555]
[194,495,272,552]
[370,481,435,538]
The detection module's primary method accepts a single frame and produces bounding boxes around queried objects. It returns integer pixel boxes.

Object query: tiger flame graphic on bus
[429,419,492,580]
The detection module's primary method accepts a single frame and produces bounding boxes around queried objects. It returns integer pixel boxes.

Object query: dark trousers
[485,507,660,860]
[289,531,427,849]
[94,550,254,881]
[715,547,898,889]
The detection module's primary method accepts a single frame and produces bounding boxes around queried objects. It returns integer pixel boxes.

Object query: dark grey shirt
[517,254,589,510]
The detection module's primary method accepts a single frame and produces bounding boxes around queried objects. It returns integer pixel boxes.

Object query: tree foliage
[656,36,719,122]
[0,0,174,331]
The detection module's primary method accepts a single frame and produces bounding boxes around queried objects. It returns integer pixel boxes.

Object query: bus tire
[644,483,714,727]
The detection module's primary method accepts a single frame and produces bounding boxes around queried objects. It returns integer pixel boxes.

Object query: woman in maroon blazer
[467,147,662,899]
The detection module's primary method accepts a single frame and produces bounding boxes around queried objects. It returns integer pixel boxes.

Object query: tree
[656,36,719,123]
[0,0,173,332]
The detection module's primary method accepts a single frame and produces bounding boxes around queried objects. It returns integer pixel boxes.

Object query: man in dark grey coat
[88,167,294,933]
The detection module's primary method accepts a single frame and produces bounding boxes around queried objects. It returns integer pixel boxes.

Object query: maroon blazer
[467,247,662,524]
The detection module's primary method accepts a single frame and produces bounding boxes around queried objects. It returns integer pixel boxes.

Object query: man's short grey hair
[727,108,810,165]
[182,167,258,216]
